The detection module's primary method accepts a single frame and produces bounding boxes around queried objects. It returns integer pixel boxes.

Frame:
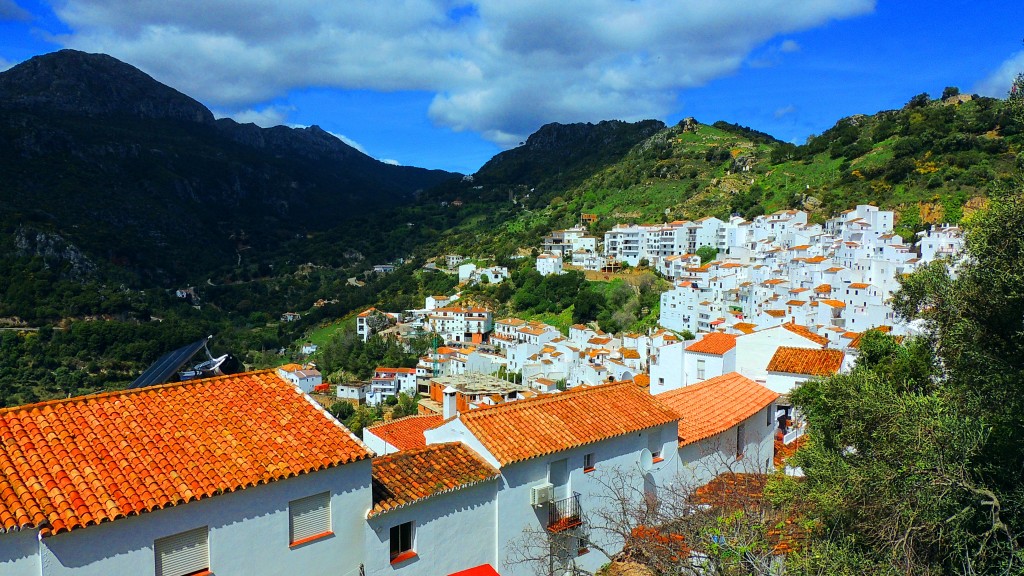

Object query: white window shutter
[290,492,332,543]
[155,526,209,576]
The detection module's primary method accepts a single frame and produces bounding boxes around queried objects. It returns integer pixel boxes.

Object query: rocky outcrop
[14,228,96,279]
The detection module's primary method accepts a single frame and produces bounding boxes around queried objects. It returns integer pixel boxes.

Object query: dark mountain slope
[0,50,455,282]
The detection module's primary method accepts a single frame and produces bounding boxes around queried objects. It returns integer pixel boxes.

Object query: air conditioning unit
[530,482,554,506]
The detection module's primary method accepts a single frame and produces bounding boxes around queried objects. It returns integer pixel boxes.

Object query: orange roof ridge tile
[369,443,498,517]
[0,370,372,536]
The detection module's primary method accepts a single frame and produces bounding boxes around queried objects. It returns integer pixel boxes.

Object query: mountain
[0,49,456,282]
[426,94,1021,259]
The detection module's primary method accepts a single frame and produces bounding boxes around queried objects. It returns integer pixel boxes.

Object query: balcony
[547,492,584,532]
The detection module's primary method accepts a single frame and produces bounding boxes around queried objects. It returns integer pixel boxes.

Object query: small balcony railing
[547,492,583,533]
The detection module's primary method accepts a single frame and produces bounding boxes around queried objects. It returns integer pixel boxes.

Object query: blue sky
[1,0,1022,174]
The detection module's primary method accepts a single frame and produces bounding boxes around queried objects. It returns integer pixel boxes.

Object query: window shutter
[290,492,331,543]
[155,526,209,576]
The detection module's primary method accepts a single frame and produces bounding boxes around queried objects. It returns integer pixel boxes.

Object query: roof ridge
[0,369,279,415]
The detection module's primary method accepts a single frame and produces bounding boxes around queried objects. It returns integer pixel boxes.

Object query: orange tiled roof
[733,322,757,334]
[848,282,870,289]
[459,382,677,466]
[813,284,832,293]
[692,472,807,554]
[656,373,779,446]
[685,333,736,355]
[0,371,372,536]
[781,323,830,346]
[764,309,787,318]
[767,346,844,376]
[369,443,498,517]
[365,414,444,451]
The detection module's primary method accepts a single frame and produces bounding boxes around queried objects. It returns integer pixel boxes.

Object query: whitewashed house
[276,363,323,393]
[368,367,418,406]
[656,372,780,486]
[364,443,500,576]
[0,371,374,576]
[424,381,680,576]
[536,252,564,276]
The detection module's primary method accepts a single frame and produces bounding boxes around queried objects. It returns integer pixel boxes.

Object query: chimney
[443,385,458,419]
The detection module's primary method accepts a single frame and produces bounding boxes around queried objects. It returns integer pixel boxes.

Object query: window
[155,526,209,576]
[735,423,746,459]
[649,429,663,462]
[696,359,706,380]
[766,405,773,427]
[390,521,415,563]
[583,453,596,473]
[289,492,332,546]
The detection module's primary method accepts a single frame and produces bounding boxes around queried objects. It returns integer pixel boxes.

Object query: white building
[364,443,500,576]
[276,363,323,393]
[0,370,374,576]
[368,367,418,406]
[536,252,564,276]
[427,306,494,344]
[425,381,680,576]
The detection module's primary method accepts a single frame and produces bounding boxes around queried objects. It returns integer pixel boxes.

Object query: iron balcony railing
[548,492,584,532]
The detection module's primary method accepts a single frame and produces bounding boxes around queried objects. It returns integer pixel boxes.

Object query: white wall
[649,340,685,394]
[37,460,372,576]
[495,423,678,576]
[0,528,38,576]
[672,407,777,488]
[364,479,498,576]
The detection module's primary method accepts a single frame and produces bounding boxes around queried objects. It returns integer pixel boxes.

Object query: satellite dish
[639,448,653,472]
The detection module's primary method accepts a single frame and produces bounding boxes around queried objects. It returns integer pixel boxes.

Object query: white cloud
[779,39,800,53]
[0,56,13,72]
[0,0,30,21]
[975,51,1024,98]
[380,158,401,166]
[325,131,369,155]
[49,0,875,145]
[213,105,293,127]
[774,105,797,118]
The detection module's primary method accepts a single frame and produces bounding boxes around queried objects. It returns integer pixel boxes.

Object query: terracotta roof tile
[767,346,844,376]
[369,443,498,517]
[685,333,736,355]
[0,371,372,536]
[781,323,830,346]
[656,373,778,446]
[365,414,444,451]
[732,323,757,334]
[459,382,677,466]
[692,472,808,555]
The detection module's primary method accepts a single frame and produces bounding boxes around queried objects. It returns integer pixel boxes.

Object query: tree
[789,192,1024,574]
[941,86,960,100]
[696,245,718,265]
[328,400,355,421]
[391,392,419,418]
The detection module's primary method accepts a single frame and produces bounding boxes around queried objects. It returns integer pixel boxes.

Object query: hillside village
[0,199,969,576]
